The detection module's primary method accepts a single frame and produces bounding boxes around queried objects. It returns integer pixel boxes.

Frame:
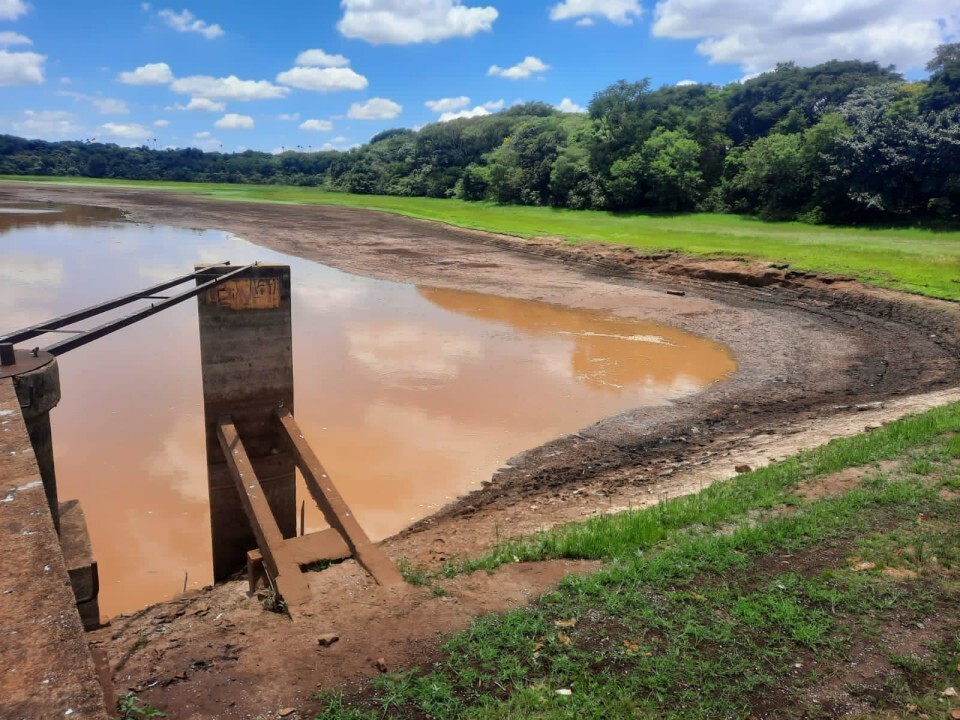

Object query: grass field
[318,402,960,719]
[4,175,960,302]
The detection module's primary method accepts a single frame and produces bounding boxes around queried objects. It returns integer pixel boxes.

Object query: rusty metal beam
[216,417,311,610]
[275,407,403,587]
[0,262,231,346]
[44,263,257,356]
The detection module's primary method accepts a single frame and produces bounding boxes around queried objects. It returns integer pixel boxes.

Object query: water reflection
[0,208,736,617]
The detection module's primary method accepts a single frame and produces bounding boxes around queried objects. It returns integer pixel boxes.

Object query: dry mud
[3,184,959,718]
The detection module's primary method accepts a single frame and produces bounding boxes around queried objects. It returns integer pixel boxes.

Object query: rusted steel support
[0,262,230,346]
[275,407,404,587]
[44,263,257,356]
[216,417,311,610]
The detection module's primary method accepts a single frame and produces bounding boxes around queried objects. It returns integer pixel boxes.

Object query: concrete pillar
[196,264,296,581]
[9,351,62,533]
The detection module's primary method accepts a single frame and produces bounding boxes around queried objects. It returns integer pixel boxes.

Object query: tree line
[2,45,959,224]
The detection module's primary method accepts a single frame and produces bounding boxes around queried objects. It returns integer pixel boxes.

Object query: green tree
[919,43,960,113]
[640,129,704,211]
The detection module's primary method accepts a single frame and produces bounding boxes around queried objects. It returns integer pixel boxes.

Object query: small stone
[949,709,960,719]
[556,688,572,696]
[941,687,958,697]
[855,402,884,411]
[374,658,388,673]
[735,464,752,474]
[851,561,876,572]
[277,709,296,718]
[317,634,339,648]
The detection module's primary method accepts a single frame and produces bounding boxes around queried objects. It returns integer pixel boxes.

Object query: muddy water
[0,203,736,617]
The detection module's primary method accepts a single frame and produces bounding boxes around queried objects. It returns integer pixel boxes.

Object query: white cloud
[278,112,300,121]
[118,62,174,85]
[676,79,697,86]
[169,97,225,112]
[59,91,130,115]
[439,107,486,121]
[347,97,402,119]
[12,110,82,140]
[556,97,586,113]
[482,99,505,111]
[426,95,471,112]
[549,0,643,25]
[299,118,333,131]
[100,122,152,140]
[192,132,222,150]
[338,0,498,44]
[154,119,170,127]
[320,135,357,151]
[0,31,30,46]
[488,56,550,80]
[576,17,595,25]
[276,66,369,92]
[158,8,224,39]
[214,112,254,129]
[295,48,350,68]
[0,0,27,20]
[170,74,289,101]
[0,50,44,86]
[652,0,960,73]
[59,76,70,84]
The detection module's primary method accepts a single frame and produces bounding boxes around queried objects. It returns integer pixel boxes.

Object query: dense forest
[3,45,960,223]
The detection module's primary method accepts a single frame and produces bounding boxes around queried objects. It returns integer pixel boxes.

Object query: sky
[0,0,957,154]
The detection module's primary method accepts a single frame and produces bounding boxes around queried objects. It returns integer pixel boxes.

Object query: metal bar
[216,417,311,610]
[0,262,231,345]
[35,328,85,334]
[275,407,404,586]
[44,263,256,356]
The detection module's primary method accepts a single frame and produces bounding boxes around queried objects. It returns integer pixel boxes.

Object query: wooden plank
[216,417,311,609]
[248,529,351,567]
[275,408,404,586]
[287,529,351,565]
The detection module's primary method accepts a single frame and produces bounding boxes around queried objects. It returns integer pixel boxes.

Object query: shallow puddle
[0,203,736,616]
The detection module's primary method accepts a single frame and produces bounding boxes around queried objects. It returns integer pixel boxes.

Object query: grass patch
[313,402,960,719]
[4,176,960,301]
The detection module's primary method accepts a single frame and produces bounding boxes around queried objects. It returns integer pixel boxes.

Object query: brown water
[0,203,736,617]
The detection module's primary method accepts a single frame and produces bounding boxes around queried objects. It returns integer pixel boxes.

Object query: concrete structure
[0,378,109,719]
[9,350,62,532]
[60,499,101,630]
[196,264,297,580]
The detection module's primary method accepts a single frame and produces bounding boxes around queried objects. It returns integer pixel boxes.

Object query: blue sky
[0,0,956,153]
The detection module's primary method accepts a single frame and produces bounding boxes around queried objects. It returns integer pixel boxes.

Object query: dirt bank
[3,184,959,718]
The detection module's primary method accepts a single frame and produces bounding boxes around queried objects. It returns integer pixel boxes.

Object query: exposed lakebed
[0,203,736,616]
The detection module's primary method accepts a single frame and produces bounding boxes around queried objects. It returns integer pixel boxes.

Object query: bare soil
[3,184,960,719]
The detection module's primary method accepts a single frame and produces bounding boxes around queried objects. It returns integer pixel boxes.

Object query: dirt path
[3,184,959,718]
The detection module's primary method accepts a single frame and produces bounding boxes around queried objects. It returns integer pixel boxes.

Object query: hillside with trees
[3,46,959,224]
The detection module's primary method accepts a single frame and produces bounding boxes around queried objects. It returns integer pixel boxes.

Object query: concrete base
[59,499,101,630]
[0,378,109,719]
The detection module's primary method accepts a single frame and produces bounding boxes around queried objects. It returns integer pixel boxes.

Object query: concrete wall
[196,264,297,581]
[0,378,109,719]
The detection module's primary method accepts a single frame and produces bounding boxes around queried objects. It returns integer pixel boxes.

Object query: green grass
[313,402,960,719]
[4,175,960,301]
